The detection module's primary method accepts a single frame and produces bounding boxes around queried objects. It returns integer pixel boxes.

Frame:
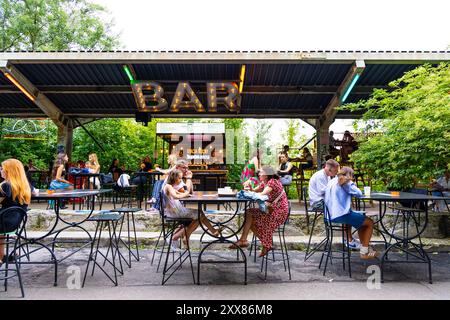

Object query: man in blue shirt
[325,166,377,259]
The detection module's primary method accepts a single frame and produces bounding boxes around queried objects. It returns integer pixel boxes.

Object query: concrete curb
[24,231,450,252]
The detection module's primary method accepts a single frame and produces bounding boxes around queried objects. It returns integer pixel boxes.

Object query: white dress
[162,189,197,219]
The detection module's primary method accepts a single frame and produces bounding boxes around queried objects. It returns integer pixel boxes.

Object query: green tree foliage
[249,120,274,165]
[0,0,120,167]
[0,119,57,169]
[340,63,450,190]
[281,119,311,158]
[72,119,157,170]
[282,119,300,147]
[0,0,119,51]
[223,118,246,186]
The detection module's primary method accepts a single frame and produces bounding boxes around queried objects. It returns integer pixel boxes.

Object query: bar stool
[82,213,124,287]
[109,207,141,268]
[0,207,27,298]
[303,187,327,261]
[158,192,195,285]
[113,185,139,209]
[260,202,292,280]
[319,204,354,277]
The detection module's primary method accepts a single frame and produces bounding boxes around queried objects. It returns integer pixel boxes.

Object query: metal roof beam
[0,85,381,95]
[0,60,66,128]
[319,60,366,128]
[60,112,323,119]
[72,118,100,128]
[0,51,448,64]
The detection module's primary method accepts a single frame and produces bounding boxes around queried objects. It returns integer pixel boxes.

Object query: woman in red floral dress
[231,166,289,257]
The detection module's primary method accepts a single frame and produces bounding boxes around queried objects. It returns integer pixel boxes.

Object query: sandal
[360,249,379,260]
[212,226,225,237]
[259,246,270,257]
[228,240,249,249]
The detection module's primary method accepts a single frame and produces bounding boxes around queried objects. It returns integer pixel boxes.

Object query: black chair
[260,202,292,280]
[0,207,27,298]
[82,213,124,287]
[157,191,195,285]
[319,204,353,277]
[428,189,450,212]
[113,184,139,209]
[149,180,166,267]
[109,207,141,267]
[303,187,327,261]
[387,188,428,257]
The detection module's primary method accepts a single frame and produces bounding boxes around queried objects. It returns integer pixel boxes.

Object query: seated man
[163,159,194,194]
[309,159,339,210]
[325,166,377,259]
[431,169,450,212]
[277,153,294,186]
[309,159,363,250]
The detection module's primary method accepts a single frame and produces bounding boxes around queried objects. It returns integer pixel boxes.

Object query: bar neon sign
[131,81,240,113]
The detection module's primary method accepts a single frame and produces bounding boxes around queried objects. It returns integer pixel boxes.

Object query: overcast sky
[93,0,449,51]
[91,0,449,150]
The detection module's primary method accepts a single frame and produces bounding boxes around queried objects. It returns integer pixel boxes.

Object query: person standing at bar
[241,149,262,190]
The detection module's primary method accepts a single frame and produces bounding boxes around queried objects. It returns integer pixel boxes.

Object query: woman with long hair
[240,148,262,190]
[50,153,73,191]
[163,169,220,248]
[108,158,124,182]
[0,159,31,263]
[156,154,177,176]
[86,153,101,189]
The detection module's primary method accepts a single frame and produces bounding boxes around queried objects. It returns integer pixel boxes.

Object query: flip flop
[228,240,249,249]
[360,250,379,260]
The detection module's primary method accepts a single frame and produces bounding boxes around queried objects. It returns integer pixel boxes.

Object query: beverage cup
[364,186,371,196]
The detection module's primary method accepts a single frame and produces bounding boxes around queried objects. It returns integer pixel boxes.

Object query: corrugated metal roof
[45,93,135,114]
[0,73,11,85]
[246,64,351,86]
[242,94,333,113]
[357,64,418,86]
[0,93,43,114]
[0,51,448,118]
[15,64,129,85]
[133,64,241,81]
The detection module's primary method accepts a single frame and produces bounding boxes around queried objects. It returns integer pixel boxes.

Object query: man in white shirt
[308,159,339,209]
[308,159,362,250]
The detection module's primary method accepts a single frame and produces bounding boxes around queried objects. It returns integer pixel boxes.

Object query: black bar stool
[303,188,327,261]
[109,207,142,267]
[82,213,124,287]
[158,192,195,285]
[319,204,354,277]
[260,202,292,280]
[0,207,27,298]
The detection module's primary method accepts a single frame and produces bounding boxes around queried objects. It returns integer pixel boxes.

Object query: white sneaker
[170,240,182,252]
[345,239,361,250]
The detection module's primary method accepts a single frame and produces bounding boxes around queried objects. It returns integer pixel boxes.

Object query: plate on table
[218,188,237,197]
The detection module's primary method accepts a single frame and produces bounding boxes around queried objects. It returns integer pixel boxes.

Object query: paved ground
[2,247,450,300]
